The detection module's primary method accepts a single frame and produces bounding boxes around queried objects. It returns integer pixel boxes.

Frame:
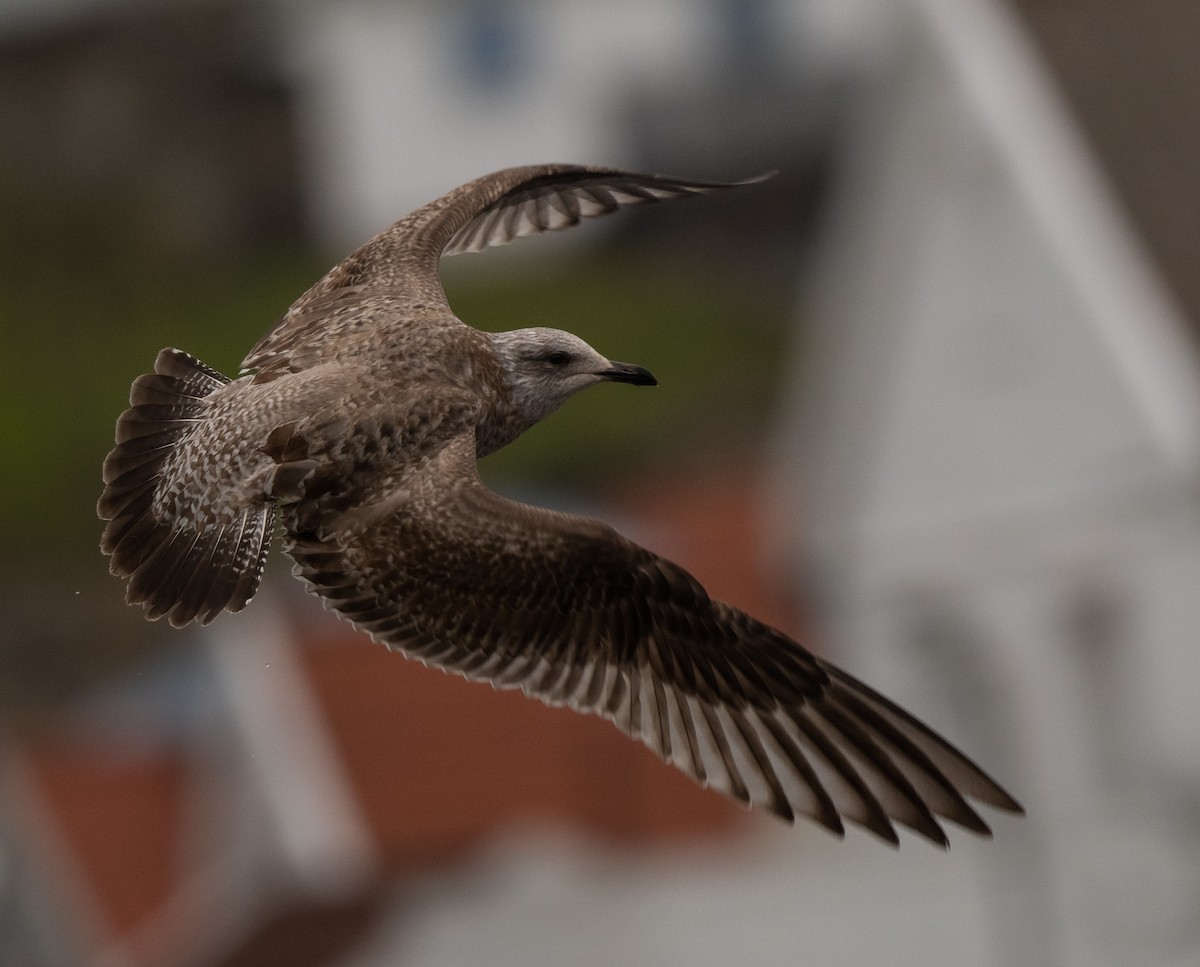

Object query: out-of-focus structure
[771,1,1200,966]
[2,0,1198,965]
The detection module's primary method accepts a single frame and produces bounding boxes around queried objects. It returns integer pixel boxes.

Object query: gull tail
[98,348,275,627]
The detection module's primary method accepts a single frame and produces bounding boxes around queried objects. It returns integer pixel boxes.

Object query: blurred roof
[1009,0,1200,329]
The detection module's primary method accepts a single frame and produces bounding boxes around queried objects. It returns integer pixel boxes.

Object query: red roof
[297,631,744,872]
[24,740,187,942]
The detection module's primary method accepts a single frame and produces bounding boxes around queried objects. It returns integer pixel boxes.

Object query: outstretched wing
[242,165,771,374]
[282,433,1021,846]
[438,167,773,256]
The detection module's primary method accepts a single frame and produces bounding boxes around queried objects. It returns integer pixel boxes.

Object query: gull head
[489,327,656,430]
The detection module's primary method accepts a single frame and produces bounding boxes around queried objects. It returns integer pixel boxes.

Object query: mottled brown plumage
[99,164,1022,845]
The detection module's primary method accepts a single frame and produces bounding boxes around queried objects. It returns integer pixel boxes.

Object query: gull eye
[545,350,571,366]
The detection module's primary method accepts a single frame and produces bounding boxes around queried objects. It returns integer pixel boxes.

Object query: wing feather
[244,166,772,373]
[282,434,1021,844]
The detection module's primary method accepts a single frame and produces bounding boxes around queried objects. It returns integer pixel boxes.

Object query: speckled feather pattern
[98,164,1021,844]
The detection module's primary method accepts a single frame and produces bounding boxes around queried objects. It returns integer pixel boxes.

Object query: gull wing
[438,166,774,256]
[242,165,771,374]
[282,433,1022,845]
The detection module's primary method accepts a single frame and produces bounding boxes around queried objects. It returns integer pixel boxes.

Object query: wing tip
[737,169,779,186]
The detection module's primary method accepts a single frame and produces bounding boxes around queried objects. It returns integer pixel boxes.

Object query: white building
[770,2,1200,965]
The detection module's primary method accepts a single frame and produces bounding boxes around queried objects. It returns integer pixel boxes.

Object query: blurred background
[2,0,1199,965]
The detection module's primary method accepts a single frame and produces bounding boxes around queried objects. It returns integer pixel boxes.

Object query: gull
[98,164,1022,845]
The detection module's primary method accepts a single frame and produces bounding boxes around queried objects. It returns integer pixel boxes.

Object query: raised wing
[242,165,771,375]
[439,167,774,256]
[282,434,1021,845]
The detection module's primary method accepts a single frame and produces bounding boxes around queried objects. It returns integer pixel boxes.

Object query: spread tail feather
[98,348,274,627]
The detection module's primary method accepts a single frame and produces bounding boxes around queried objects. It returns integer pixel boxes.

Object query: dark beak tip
[603,363,657,387]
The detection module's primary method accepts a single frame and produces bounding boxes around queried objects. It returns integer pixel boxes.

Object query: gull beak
[599,361,657,386]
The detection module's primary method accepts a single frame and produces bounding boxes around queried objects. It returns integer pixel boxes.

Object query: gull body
[99,165,1022,845]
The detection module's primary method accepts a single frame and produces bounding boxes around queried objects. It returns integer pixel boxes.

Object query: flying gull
[98,164,1022,845]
